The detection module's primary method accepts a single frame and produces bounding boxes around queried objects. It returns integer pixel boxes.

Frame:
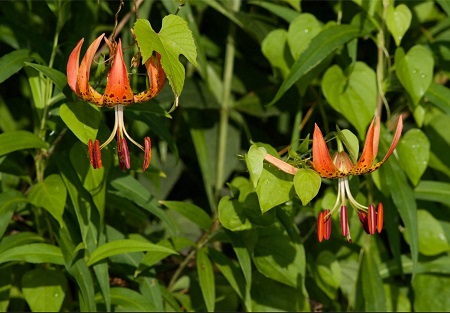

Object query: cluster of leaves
[1,0,450,311]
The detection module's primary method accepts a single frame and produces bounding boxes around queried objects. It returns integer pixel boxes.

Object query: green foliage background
[0,0,450,311]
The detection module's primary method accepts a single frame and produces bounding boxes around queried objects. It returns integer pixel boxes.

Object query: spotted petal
[349,118,378,175]
[350,115,403,175]
[134,53,166,103]
[103,39,134,107]
[312,124,345,178]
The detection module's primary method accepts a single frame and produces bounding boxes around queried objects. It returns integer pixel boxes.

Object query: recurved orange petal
[77,34,105,105]
[103,39,134,107]
[134,53,166,103]
[349,118,377,176]
[67,38,84,93]
[312,124,343,178]
[359,115,403,174]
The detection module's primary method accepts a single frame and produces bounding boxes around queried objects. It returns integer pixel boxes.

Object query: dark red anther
[142,136,151,171]
[88,139,103,169]
[377,203,384,233]
[368,204,376,235]
[340,205,348,237]
[117,138,130,170]
[324,209,331,240]
[317,211,324,242]
[358,211,370,234]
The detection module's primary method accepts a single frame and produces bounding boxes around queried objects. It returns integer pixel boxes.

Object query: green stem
[214,0,241,207]
[290,99,303,152]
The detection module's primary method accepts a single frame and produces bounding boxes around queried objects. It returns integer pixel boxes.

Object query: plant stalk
[214,0,241,208]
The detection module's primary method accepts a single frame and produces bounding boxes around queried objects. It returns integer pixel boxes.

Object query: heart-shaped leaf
[256,164,294,213]
[386,4,412,46]
[395,45,434,105]
[262,29,289,78]
[133,15,197,102]
[245,145,267,188]
[287,13,322,60]
[321,62,377,137]
[293,168,321,206]
[404,210,450,256]
[396,128,430,186]
[27,174,67,227]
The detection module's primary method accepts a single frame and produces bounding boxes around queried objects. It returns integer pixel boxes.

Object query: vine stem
[214,0,241,209]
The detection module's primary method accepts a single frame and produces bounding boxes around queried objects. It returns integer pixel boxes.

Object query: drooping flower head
[312,116,403,242]
[67,33,166,171]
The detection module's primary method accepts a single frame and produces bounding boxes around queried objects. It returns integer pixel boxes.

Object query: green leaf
[22,268,67,312]
[24,62,67,92]
[218,196,252,231]
[311,251,341,300]
[321,62,377,137]
[70,142,110,220]
[133,15,197,99]
[249,1,300,23]
[27,174,67,227]
[253,224,306,288]
[208,248,248,307]
[270,24,363,105]
[0,267,11,311]
[137,237,194,274]
[293,168,321,206]
[261,29,289,78]
[251,271,309,311]
[386,4,412,46]
[226,230,253,310]
[338,128,359,164]
[0,130,49,156]
[108,287,154,311]
[424,82,450,115]
[0,243,64,265]
[437,0,450,17]
[0,191,27,238]
[379,155,418,278]
[160,201,212,231]
[395,45,434,105]
[111,175,178,236]
[0,232,44,256]
[256,164,294,213]
[413,274,450,311]
[245,145,267,188]
[287,13,322,60]
[87,239,177,266]
[196,247,215,312]
[361,249,386,311]
[415,181,450,206]
[0,49,34,84]
[58,228,96,312]
[60,102,101,144]
[412,210,450,256]
[396,129,430,186]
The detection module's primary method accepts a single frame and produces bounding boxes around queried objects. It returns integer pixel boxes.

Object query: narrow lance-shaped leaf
[269,24,363,105]
[196,247,215,312]
[87,239,178,267]
[0,131,48,156]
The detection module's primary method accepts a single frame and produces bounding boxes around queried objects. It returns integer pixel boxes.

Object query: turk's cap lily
[311,116,403,179]
[67,33,164,171]
[67,33,166,107]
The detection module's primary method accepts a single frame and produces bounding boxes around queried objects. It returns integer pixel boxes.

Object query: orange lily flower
[312,116,403,242]
[67,33,166,171]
